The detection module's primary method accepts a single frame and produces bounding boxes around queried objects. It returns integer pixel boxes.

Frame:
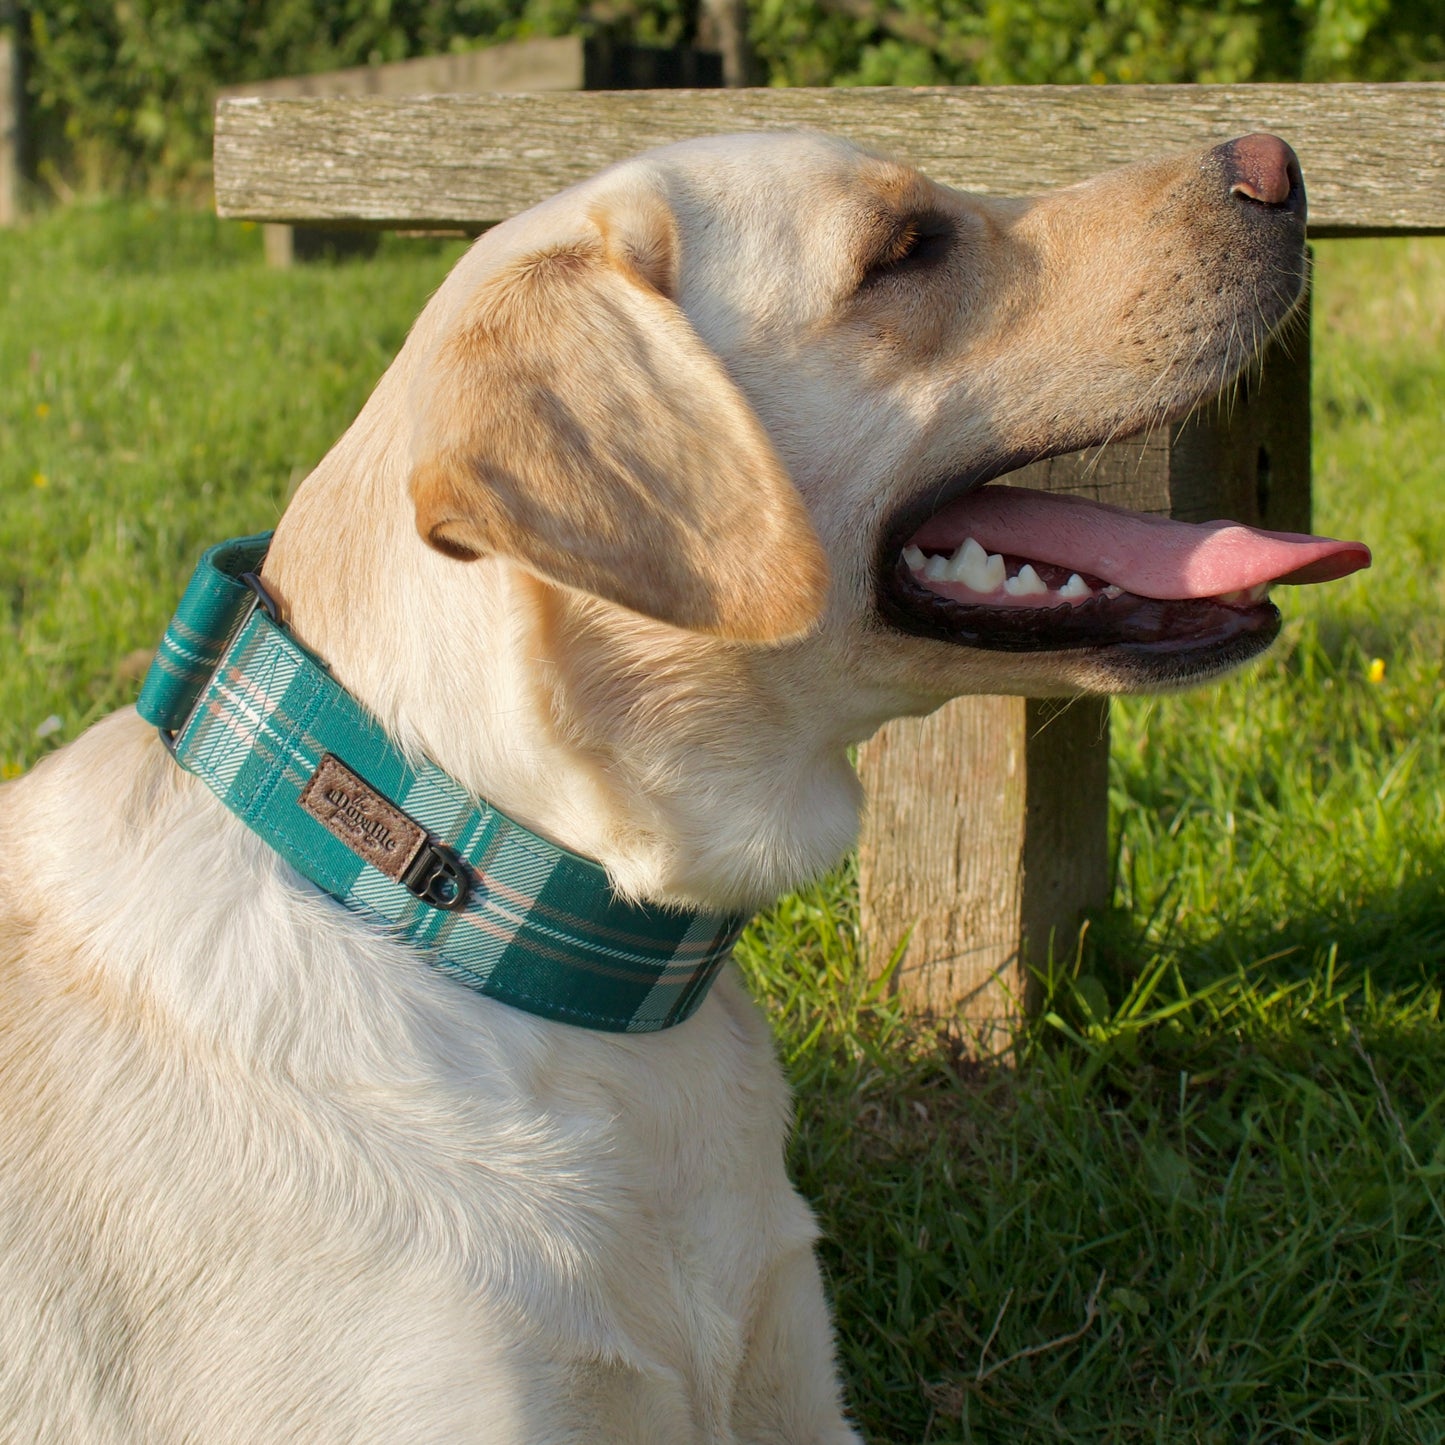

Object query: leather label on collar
[299,753,427,882]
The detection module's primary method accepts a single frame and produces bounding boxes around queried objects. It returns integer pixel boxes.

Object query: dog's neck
[262,382,864,914]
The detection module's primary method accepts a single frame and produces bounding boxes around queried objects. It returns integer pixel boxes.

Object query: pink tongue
[911,485,1371,598]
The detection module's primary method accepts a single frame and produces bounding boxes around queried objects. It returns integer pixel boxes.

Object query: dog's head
[267,131,1368,905]
[402,132,1363,699]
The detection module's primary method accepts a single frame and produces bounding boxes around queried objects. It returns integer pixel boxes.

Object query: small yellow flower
[0,762,21,780]
[31,472,47,489]
[35,402,50,419]
[1367,657,1385,684]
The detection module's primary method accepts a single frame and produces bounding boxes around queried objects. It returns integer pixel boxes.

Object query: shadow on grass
[757,850,1445,1442]
[1077,839,1445,1071]
[789,956,1445,1443]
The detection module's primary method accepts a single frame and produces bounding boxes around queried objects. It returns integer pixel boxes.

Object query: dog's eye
[861,214,954,288]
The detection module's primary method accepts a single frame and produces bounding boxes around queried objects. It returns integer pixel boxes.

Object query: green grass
[2,205,1443,1443]
[0,204,468,760]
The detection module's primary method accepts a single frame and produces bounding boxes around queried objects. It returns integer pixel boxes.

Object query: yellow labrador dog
[0,132,1366,1442]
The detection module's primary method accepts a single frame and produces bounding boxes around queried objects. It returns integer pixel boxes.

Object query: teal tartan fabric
[137,536,746,1032]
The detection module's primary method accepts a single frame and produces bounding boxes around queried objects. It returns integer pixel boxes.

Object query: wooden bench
[214,82,1445,1051]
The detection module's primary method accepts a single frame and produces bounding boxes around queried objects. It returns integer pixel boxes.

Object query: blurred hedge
[755,0,1445,88]
[18,0,638,192]
[10,0,1444,194]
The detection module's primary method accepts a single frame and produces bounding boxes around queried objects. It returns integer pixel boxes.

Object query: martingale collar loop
[136,535,747,1033]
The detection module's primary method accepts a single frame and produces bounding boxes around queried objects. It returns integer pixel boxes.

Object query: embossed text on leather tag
[299,753,427,882]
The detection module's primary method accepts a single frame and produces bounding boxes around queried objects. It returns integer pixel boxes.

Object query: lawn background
[1,206,1441,1441]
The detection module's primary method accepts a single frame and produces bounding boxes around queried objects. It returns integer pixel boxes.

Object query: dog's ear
[409,182,829,643]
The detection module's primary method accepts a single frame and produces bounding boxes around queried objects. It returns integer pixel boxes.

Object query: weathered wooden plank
[0,34,18,227]
[226,40,720,266]
[858,695,1110,1056]
[215,83,1445,234]
[856,313,1311,1048]
[1171,297,1312,534]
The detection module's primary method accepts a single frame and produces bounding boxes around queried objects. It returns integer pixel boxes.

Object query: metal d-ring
[238,569,285,625]
[401,842,472,912]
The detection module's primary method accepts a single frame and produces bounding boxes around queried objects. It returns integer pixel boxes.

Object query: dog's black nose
[1215,133,1307,220]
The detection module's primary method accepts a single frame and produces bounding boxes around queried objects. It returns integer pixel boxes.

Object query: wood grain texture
[858,694,1030,1054]
[1171,293,1312,532]
[235,41,723,266]
[1018,696,1112,1003]
[214,83,1445,234]
[857,695,1110,1056]
[0,36,17,228]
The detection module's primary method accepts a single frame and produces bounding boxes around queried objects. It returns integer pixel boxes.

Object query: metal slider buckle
[160,567,281,758]
[238,569,284,624]
[401,843,472,912]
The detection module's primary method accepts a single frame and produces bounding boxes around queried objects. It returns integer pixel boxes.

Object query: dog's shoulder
[0,711,818,1439]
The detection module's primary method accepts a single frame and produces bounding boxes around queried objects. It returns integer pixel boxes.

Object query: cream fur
[0,131,1304,1442]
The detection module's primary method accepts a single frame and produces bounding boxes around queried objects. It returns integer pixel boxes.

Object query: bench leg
[1,35,20,227]
[858,695,1109,1054]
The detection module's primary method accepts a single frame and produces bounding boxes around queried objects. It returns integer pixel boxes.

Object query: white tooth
[923,553,950,581]
[954,538,998,592]
[1004,564,1048,598]
[1058,573,1092,600]
[940,539,971,582]
[1217,583,1271,606]
[903,545,926,571]
[983,553,1007,590]
[1102,584,1124,599]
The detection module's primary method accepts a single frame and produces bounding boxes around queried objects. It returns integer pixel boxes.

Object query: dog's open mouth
[879,483,1371,658]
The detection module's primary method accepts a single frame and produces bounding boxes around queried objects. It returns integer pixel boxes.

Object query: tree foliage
[751,0,1444,87]
[12,0,1443,193]
[20,0,636,188]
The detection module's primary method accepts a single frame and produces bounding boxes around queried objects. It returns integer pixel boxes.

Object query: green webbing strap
[137,536,746,1033]
[137,535,272,736]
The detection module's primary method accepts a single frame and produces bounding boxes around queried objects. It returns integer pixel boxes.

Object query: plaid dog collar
[136,535,747,1033]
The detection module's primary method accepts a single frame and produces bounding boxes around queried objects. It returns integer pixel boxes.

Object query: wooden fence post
[858,307,1310,1052]
[0,28,19,227]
